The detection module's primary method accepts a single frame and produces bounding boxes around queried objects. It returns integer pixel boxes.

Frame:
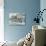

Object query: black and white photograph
[9,13,26,25]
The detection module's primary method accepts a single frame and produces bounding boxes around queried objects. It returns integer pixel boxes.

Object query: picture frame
[9,12,26,26]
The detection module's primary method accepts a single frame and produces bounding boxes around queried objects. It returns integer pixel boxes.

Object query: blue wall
[4,0,40,42]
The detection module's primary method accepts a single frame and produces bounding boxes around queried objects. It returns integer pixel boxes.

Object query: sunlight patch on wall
[0,0,4,42]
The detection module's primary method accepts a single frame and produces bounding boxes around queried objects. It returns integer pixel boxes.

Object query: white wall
[40,0,46,27]
[0,0,4,42]
[40,0,46,9]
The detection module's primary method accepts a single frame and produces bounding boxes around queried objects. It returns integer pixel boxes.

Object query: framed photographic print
[9,12,26,26]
